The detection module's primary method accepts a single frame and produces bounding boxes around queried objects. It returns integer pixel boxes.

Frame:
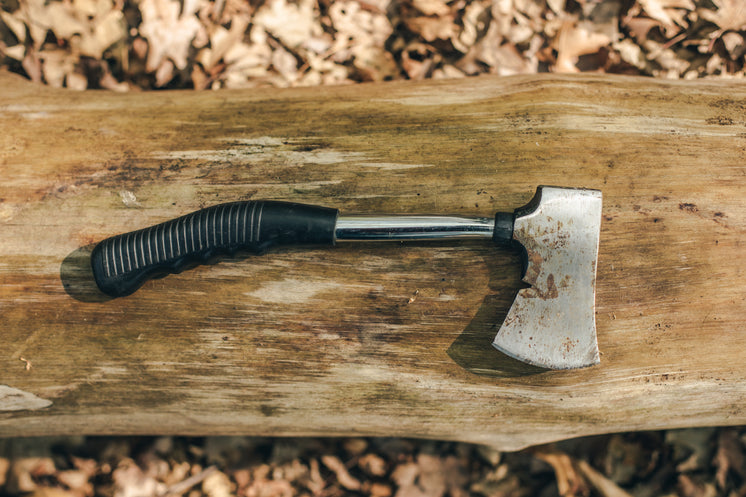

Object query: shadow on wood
[446,249,547,378]
[60,245,111,303]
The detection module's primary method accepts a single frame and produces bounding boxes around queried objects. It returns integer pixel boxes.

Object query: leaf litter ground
[2,0,746,89]
[2,0,746,495]
[2,430,746,497]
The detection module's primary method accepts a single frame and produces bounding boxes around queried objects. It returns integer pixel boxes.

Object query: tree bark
[1,71,744,449]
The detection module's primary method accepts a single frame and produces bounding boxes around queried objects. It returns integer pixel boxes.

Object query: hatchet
[90,186,602,370]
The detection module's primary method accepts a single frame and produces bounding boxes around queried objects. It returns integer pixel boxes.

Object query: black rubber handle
[91,201,338,298]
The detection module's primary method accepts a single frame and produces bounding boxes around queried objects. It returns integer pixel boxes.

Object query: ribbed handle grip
[91,201,338,298]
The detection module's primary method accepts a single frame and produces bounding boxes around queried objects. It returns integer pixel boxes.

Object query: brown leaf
[138,0,204,71]
[21,49,42,83]
[721,32,745,59]
[202,470,232,497]
[413,454,446,497]
[321,455,361,491]
[404,15,457,43]
[0,10,27,44]
[0,458,9,487]
[7,458,56,494]
[714,429,746,489]
[408,0,450,17]
[533,449,590,497]
[57,470,94,497]
[368,482,393,497]
[453,0,487,53]
[358,454,387,477]
[575,460,632,497]
[622,16,660,41]
[400,42,436,79]
[39,49,76,88]
[112,459,163,497]
[252,0,321,49]
[700,0,746,33]
[305,458,325,495]
[677,474,717,497]
[638,0,694,32]
[554,20,612,73]
[154,59,175,87]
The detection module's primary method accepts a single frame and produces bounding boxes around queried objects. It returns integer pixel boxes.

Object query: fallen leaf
[252,0,321,49]
[0,457,9,487]
[138,0,204,71]
[408,0,450,17]
[404,15,457,43]
[677,474,717,497]
[154,58,174,87]
[400,42,437,79]
[270,43,299,85]
[321,455,361,491]
[554,20,612,73]
[202,470,232,497]
[0,10,27,43]
[112,459,164,497]
[7,458,56,494]
[368,482,393,497]
[714,429,746,489]
[576,460,632,497]
[358,454,387,477]
[637,0,694,33]
[700,0,746,33]
[533,449,590,497]
[453,0,487,53]
[66,68,89,90]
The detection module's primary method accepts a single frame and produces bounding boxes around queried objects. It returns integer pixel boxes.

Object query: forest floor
[3,429,746,497]
[1,0,746,90]
[2,0,746,496]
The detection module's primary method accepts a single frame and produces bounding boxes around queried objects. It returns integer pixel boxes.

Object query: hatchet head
[493,186,603,370]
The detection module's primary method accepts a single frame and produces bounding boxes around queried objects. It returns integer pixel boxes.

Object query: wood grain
[1,71,745,449]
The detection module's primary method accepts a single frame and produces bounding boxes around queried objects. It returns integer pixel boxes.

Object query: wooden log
[1,71,745,449]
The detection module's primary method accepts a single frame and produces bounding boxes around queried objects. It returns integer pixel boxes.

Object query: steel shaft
[334,216,495,241]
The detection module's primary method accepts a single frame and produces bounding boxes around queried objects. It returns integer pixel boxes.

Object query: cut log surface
[1,71,745,449]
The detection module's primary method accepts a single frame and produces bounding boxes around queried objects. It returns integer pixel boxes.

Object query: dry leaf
[404,15,457,43]
[358,454,387,477]
[39,49,75,87]
[368,482,393,497]
[138,0,204,71]
[0,457,9,487]
[0,10,27,43]
[555,20,612,72]
[270,43,299,84]
[321,455,361,491]
[154,58,174,87]
[714,429,746,489]
[0,42,26,60]
[252,0,321,49]
[409,0,450,17]
[700,0,746,33]
[677,474,717,497]
[112,459,164,497]
[454,0,487,53]
[576,460,632,497]
[400,42,436,79]
[202,470,232,497]
[637,0,694,32]
[6,458,56,494]
[534,449,590,497]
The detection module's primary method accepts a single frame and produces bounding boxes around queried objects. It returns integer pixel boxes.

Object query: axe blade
[493,186,603,370]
